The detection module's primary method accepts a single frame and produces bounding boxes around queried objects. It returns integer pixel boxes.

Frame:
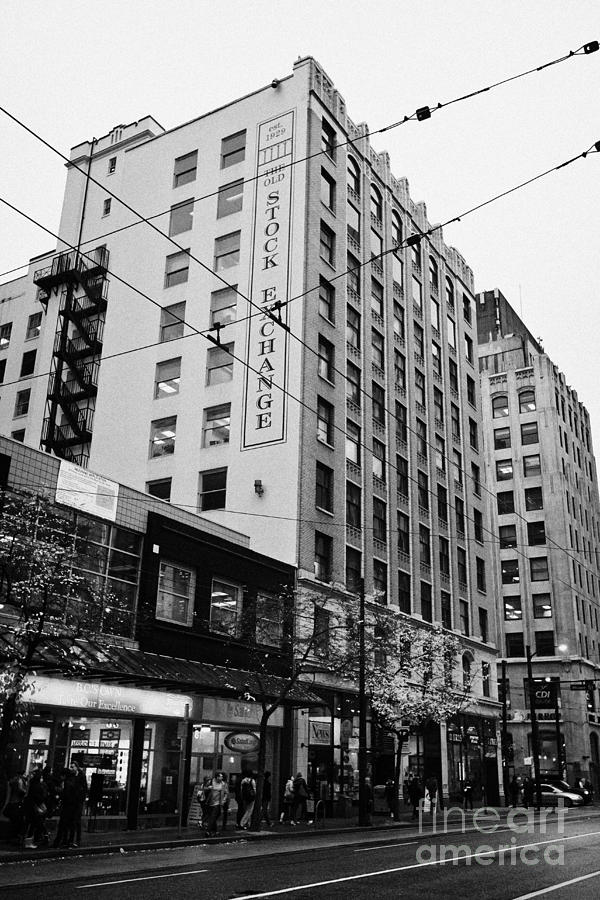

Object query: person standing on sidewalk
[408,777,423,820]
[292,771,308,823]
[69,762,88,848]
[261,771,272,826]
[509,775,521,808]
[462,778,474,811]
[239,772,256,829]
[280,775,295,823]
[204,772,228,837]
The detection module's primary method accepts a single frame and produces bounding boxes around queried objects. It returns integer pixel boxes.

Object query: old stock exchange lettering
[242,111,295,449]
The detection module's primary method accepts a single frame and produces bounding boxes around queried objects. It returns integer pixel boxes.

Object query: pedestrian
[292,771,309,823]
[68,761,88,847]
[408,777,423,819]
[198,776,212,828]
[384,779,396,819]
[23,768,49,848]
[522,776,534,809]
[203,772,229,837]
[425,774,438,815]
[4,772,27,845]
[239,772,257,829]
[261,771,272,826]
[509,775,521,808]
[53,768,76,849]
[462,777,473,811]
[280,774,295,823]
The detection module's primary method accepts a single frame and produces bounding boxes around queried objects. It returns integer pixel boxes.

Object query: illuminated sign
[223,731,260,754]
[242,110,295,449]
[56,460,119,522]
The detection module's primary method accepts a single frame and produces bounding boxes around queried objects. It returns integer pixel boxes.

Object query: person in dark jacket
[292,772,308,823]
[462,778,474,811]
[408,777,423,819]
[53,767,77,848]
[23,769,49,848]
[261,771,272,826]
[69,762,88,847]
[509,775,521,808]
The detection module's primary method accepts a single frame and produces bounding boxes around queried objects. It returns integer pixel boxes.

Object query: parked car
[539,783,584,807]
[543,777,592,804]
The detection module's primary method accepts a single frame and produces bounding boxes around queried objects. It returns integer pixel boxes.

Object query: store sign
[22,675,195,719]
[532,682,558,710]
[223,731,260,754]
[55,459,119,522]
[202,697,283,728]
[242,110,295,450]
[309,720,331,746]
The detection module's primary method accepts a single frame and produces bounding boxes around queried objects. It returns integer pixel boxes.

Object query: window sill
[315,505,334,517]
[316,436,335,450]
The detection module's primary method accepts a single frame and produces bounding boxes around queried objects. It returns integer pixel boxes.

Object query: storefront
[446,714,500,804]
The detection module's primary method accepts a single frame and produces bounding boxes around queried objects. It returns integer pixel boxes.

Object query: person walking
[239,772,257,829]
[261,771,272,826]
[522,776,534,809]
[203,772,229,837]
[280,775,295,823]
[408,776,423,820]
[425,774,438,816]
[509,775,521,808]
[384,779,396,819]
[292,771,308,823]
[462,777,474,811]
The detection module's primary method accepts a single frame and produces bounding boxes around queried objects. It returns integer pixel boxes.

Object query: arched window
[429,257,439,292]
[347,156,360,195]
[391,211,402,246]
[462,653,473,691]
[370,185,383,222]
[519,389,536,413]
[492,394,509,418]
[445,276,455,308]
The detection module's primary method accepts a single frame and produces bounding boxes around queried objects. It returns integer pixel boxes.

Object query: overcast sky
[1,0,599,440]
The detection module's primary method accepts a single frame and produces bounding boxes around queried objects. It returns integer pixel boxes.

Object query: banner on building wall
[308,720,331,746]
[242,110,295,450]
[56,459,119,522]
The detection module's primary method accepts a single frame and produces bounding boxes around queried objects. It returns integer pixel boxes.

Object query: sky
[1,0,599,438]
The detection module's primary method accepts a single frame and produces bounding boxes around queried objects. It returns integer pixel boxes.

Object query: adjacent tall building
[0,57,501,801]
[478,289,600,791]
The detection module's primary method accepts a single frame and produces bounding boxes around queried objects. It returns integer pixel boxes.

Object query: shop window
[210,578,243,637]
[156,561,195,626]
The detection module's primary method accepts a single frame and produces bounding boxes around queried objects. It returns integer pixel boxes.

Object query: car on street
[543,776,592,804]
[539,782,584,807]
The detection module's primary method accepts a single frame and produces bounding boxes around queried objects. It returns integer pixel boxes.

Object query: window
[313,607,331,656]
[453,449,463,485]
[372,329,384,369]
[203,403,231,446]
[347,252,361,295]
[465,334,473,363]
[372,383,385,425]
[164,250,190,287]
[397,455,408,495]
[346,547,362,592]
[217,180,244,218]
[466,375,476,407]
[496,459,513,481]
[321,118,336,159]
[102,198,111,217]
[446,277,455,308]
[318,335,334,381]
[315,531,332,581]
[523,454,541,477]
[528,521,546,546]
[456,498,465,536]
[221,130,246,168]
[410,240,421,269]
[473,509,483,543]
[210,287,237,327]
[525,486,543,510]
[10,429,24,442]
[394,350,406,389]
[108,156,117,174]
[160,302,185,342]
[476,557,486,592]
[433,387,444,423]
[398,571,411,613]
[256,593,284,647]
[346,420,361,464]
[499,524,517,548]
[373,439,386,480]
[398,512,410,554]
[435,435,445,472]
[14,389,30,417]
[150,416,177,457]
[396,402,407,442]
[432,341,442,377]
[346,306,361,350]
[319,277,335,321]
[469,418,478,450]
[415,418,427,456]
[535,631,555,656]
[371,279,383,318]
[156,561,195,626]
[534,593,552,618]
[214,231,240,270]
[497,490,515,514]
[429,257,439,293]
[320,168,336,211]
[492,394,509,418]
[370,185,383,221]
[317,397,334,445]
[419,525,430,565]
[502,559,520,584]
[210,579,243,637]
[414,323,424,358]
[169,199,194,235]
[373,560,388,604]
[392,255,403,288]
[146,478,172,501]
[441,591,452,628]
[421,582,432,622]
[459,600,469,635]
[451,403,460,440]
[370,229,382,260]
[25,312,42,340]
[391,210,402,246]
[347,362,361,405]
[439,536,450,575]
[316,462,334,512]
[437,484,448,522]
[417,470,429,510]
[415,369,426,407]
[463,294,472,323]
[155,358,181,398]
[530,557,549,581]
[173,150,198,186]
[347,156,360,194]
[447,317,456,349]
[471,462,481,497]
[199,468,227,511]
[504,596,522,620]
[206,343,234,384]
[506,633,525,657]
[521,421,538,445]
[494,427,511,449]
[520,389,536,413]
[346,482,361,527]
[0,322,12,349]
[20,350,36,378]
[449,359,458,393]
[479,607,489,642]
[373,498,387,541]
[411,277,422,310]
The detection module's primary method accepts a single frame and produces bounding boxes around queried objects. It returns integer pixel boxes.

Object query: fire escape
[33,246,109,469]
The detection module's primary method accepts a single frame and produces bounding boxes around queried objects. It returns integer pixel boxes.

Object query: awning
[0,632,320,706]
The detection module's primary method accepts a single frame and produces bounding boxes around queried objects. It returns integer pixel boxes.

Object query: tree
[0,488,129,803]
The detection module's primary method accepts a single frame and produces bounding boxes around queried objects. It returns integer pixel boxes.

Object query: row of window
[501,556,549,584]
[164,229,241,288]
[506,631,555,658]
[504,593,552,620]
[0,313,42,352]
[492,389,536,418]
[494,422,538,448]
[496,455,541,480]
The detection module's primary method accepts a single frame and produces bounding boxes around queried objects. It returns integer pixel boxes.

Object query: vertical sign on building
[242,110,295,449]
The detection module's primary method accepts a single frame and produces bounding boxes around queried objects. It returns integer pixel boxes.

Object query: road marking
[511,868,600,899]
[77,868,208,889]
[354,838,421,852]
[232,829,600,899]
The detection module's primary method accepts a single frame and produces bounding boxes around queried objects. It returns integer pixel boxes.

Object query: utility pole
[358,577,369,826]
[501,660,510,805]
[526,646,543,809]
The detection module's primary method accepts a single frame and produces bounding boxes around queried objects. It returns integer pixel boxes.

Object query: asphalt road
[3,811,600,899]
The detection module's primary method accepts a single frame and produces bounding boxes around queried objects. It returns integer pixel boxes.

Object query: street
[2,810,600,899]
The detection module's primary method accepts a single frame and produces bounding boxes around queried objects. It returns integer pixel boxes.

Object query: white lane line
[354,838,421,852]
[511,868,600,899]
[232,829,600,900]
[77,868,208,889]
